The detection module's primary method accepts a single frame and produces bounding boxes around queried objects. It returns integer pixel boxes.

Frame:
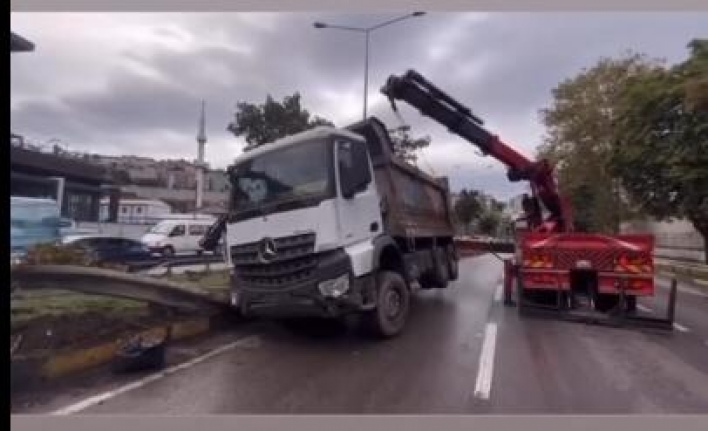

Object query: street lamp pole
[363,30,370,119]
[314,12,426,120]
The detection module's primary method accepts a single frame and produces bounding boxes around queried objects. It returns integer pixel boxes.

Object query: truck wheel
[625,296,637,313]
[594,294,618,312]
[419,247,450,289]
[363,271,410,338]
[446,245,459,281]
[432,247,450,289]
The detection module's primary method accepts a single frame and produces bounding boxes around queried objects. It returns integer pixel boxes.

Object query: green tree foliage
[227,92,334,151]
[453,189,483,234]
[538,52,661,233]
[612,39,708,262]
[478,212,501,237]
[388,126,431,164]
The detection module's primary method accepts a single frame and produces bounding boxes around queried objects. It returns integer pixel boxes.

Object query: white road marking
[637,304,654,314]
[51,335,260,415]
[473,323,498,400]
[494,284,503,302]
[673,322,690,333]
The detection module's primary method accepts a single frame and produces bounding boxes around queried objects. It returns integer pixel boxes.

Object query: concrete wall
[621,218,705,263]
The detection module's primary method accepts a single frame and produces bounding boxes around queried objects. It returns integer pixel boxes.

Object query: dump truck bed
[347,117,456,240]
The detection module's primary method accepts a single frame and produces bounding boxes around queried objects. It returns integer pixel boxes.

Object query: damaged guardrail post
[667,278,677,325]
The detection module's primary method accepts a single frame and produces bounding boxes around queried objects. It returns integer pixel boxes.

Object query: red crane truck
[381,70,677,329]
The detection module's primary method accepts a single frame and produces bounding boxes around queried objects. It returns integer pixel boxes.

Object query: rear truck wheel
[625,296,637,313]
[434,247,451,289]
[421,247,450,289]
[162,246,175,258]
[594,294,619,313]
[446,244,459,281]
[362,271,410,338]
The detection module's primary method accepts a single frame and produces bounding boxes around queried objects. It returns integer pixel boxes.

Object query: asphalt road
[14,255,708,414]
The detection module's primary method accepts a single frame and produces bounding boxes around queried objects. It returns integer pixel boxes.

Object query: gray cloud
[10,12,707,200]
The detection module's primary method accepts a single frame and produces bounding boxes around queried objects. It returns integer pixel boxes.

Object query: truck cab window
[338,140,372,198]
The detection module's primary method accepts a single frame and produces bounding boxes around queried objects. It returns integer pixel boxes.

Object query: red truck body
[518,232,654,297]
[383,69,676,329]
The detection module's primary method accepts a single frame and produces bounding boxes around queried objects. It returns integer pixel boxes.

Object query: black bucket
[112,336,167,374]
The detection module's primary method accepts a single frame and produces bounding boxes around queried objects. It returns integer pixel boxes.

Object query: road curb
[11,313,228,390]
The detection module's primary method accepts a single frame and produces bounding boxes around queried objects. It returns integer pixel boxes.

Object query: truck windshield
[229,139,334,217]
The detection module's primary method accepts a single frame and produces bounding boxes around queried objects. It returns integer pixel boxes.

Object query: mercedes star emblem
[258,237,278,262]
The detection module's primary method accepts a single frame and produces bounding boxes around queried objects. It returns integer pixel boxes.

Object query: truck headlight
[318,273,350,298]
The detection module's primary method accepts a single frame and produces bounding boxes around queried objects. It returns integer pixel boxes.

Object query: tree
[612,39,708,262]
[478,212,501,237]
[538,52,661,234]
[388,126,431,164]
[227,92,334,151]
[453,189,483,234]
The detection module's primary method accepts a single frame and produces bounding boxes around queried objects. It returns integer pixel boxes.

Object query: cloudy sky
[10,12,707,200]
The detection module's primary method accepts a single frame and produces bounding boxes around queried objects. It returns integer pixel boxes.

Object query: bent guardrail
[11,265,231,313]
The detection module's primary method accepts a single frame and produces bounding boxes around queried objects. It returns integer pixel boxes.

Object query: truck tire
[446,244,459,281]
[432,247,451,289]
[594,294,620,313]
[625,296,637,313]
[420,247,450,289]
[362,271,410,338]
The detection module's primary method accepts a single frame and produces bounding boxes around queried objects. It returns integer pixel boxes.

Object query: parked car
[62,234,154,270]
[140,218,218,257]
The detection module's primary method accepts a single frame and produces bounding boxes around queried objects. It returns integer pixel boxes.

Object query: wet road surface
[13,255,708,414]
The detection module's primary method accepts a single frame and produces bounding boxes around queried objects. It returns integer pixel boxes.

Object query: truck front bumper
[233,249,375,319]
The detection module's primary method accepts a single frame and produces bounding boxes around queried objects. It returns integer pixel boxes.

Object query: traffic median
[11,265,237,392]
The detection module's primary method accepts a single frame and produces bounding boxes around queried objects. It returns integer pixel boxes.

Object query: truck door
[335,139,383,248]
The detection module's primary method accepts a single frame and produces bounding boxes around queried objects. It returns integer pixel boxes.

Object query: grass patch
[165,270,231,291]
[656,263,708,282]
[11,290,147,329]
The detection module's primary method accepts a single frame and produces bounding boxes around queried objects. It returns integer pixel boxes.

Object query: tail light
[614,253,652,273]
[523,252,554,269]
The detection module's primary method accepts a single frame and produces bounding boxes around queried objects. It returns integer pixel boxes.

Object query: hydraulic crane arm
[381,70,572,233]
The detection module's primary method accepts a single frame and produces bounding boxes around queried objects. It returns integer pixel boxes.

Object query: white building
[505,194,526,220]
[100,198,172,224]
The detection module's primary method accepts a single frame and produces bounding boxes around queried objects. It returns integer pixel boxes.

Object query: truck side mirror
[339,141,372,199]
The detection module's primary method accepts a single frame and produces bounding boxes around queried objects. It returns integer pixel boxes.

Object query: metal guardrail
[126,254,225,273]
[454,237,515,255]
[11,265,230,313]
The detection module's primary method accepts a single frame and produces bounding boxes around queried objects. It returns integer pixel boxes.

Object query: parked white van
[141,218,217,257]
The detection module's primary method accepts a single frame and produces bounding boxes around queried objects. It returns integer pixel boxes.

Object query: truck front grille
[230,233,317,289]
